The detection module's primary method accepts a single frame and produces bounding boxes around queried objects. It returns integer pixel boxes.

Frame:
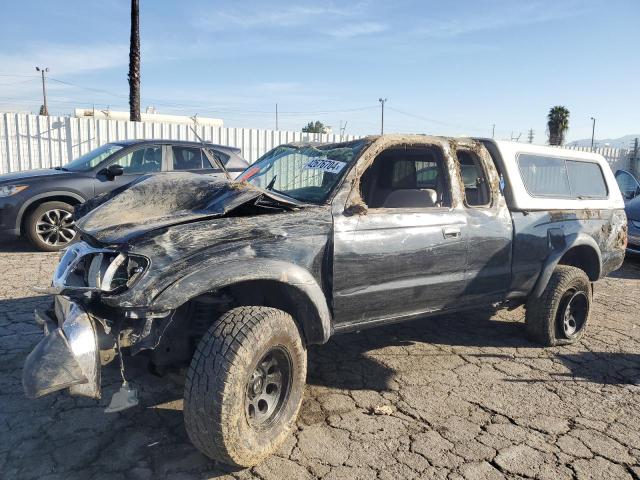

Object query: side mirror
[104,164,124,180]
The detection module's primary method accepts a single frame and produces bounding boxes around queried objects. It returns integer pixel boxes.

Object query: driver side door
[94,144,166,196]
[331,143,468,329]
[615,170,640,203]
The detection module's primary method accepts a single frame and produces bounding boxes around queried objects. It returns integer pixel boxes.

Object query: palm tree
[128,0,141,122]
[547,106,570,145]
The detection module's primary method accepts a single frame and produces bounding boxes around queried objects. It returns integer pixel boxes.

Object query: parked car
[0,139,248,251]
[624,195,640,254]
[23,135,626,467]
[615,169,640,202]
[615,169,640,253]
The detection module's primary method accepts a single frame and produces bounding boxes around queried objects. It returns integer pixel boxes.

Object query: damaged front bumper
[23,296,102,399]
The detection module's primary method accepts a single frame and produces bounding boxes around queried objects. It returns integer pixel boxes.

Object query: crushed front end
[22,241,153,400]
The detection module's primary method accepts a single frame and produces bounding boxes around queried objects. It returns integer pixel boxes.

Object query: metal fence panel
[0,112,632,174]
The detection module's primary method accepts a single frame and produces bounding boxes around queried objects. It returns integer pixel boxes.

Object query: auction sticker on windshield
[303,157,346,174]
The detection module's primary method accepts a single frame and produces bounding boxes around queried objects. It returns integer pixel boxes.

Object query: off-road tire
[25,201,77,252]
[184,306,307,467]
[525,265,592,346]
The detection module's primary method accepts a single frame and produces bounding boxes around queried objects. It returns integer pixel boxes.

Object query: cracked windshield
[237,140,366,203]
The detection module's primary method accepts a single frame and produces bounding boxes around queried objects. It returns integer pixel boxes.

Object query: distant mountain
[567,134,639,149]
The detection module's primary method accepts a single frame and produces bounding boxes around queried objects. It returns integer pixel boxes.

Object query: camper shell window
[517,153,608,199]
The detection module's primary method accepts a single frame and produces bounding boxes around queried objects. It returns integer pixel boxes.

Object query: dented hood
[75,172,303,244]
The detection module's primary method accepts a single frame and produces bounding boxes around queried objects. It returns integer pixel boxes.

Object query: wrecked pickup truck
[23,134,627,467]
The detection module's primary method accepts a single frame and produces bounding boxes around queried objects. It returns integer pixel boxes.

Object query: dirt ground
[1,241,639,480]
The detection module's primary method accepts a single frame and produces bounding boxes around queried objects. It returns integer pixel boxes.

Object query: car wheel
[525,265,592,346]
[25,201,78,252]
[184,306,307,467]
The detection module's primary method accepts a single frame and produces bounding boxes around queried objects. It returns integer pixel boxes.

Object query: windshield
[63,143,124,171]
[236,140,367,203]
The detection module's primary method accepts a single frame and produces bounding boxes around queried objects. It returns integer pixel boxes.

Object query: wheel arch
[17,191,86,235]
[152,259,333,345]
[532,233,602,298]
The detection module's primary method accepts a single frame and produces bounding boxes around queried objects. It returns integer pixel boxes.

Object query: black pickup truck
[23,135,627,467]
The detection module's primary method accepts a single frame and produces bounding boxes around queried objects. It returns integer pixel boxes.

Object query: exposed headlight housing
[0,185,28,197]
[85,252,148,291]
[53,242,149,293]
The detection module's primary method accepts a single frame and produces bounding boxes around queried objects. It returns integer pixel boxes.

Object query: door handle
[442,226,461,239]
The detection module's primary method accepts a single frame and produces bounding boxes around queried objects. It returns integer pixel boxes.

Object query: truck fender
[532,231,601,298]
[152,258,333,344]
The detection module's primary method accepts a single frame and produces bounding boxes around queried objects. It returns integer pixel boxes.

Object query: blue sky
[0,0,638,143]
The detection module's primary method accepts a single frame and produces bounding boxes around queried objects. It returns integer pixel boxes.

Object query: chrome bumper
[23,296,101,399]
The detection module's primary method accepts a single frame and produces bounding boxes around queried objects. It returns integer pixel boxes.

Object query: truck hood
[75,172,304,244]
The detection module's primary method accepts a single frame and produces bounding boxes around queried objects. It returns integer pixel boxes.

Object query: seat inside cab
[359,146,450,209]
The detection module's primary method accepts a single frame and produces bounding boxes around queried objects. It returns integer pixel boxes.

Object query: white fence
[561,145,631,173]
[0,113,360,174]
[0,112,632,174]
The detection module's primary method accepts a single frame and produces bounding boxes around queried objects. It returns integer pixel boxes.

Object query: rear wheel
[25,201,77,252]
[525,265,592,346]
[184,306,307,467]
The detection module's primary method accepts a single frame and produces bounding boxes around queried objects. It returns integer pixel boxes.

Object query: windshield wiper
[266,175,277,191]
[54,166,69,171]
[190,126,231,181]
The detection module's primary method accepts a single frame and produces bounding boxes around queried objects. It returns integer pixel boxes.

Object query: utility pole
[590,117,596,151]
[35,66,49,116]
[275,103,279,130]
[128,0,141,122]
[491,124,495,139]
[527,129,534,144]
[339,121,348,138]
[378,97,387,135]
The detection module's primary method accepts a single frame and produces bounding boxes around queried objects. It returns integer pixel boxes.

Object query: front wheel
[184,306,307,467]
[525,265,592,346]
[25,201,77,251]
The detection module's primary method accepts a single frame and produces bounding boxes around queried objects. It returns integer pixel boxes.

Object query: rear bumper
[23,296,102,399]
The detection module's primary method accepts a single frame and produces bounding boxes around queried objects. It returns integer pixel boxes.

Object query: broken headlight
[85,253,149,292]
[53,243,149,293]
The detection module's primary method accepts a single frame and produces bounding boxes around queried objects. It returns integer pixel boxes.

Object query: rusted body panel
[509,208,626,298]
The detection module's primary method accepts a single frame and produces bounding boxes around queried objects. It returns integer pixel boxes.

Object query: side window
[456,150,491,207]
[110,146,162,174]
[359,146,450,209]
[517,154,608,199]
[567,160,608,198]
[173,147,206,170]
[518,154,570,197]
[615,171,640,199]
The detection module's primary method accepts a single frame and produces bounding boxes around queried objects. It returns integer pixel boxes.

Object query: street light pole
[590,117,596,150]
[35,66,49,116]
[378,97,387,134]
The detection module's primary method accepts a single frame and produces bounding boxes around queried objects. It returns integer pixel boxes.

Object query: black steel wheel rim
[245,346,292,428]
[36,208,76,246]
[558,289,588,338]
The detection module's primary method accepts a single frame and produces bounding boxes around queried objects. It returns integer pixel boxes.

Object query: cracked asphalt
[1,241,639,480]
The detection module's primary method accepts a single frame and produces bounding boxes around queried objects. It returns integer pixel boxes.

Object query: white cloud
[198,4,353,30]
[415,1,588,38]
[327,22,387,38]
[0,43,128,77]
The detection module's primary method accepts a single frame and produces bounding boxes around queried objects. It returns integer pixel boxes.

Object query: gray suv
[0,139,248,251]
